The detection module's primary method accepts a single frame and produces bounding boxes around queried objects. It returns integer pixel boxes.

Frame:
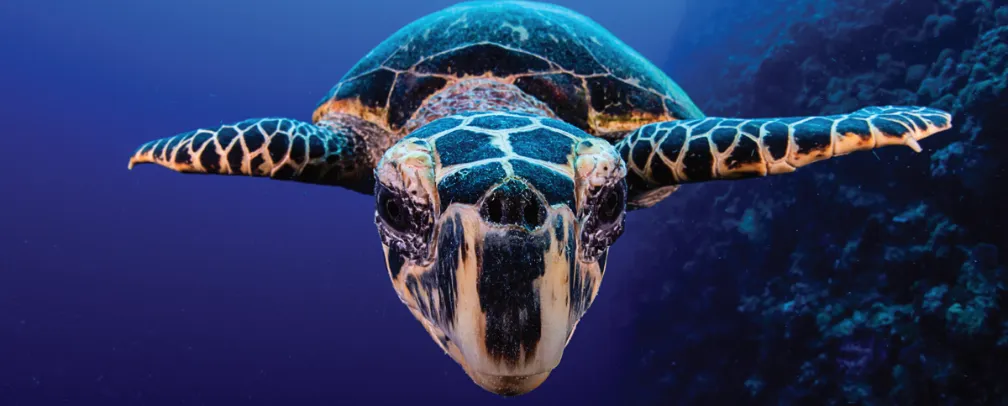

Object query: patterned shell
[312,0,703,140]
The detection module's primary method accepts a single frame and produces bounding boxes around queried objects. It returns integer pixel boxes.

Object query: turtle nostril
[479,180,547,230]
[485,195,505,223]
[523,200,545,229]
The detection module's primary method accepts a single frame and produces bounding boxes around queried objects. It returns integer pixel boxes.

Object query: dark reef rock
[628,0,1007,404]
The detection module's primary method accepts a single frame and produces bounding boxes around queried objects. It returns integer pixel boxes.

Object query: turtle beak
[441,200,576,396]
[443,179,598,396]
[385,180,604,396]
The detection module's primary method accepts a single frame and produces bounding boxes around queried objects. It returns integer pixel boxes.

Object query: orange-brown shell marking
[311,1,704,142]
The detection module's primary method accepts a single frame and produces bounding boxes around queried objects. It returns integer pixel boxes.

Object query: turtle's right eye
[378,185,410,232]
[373,181,435,262]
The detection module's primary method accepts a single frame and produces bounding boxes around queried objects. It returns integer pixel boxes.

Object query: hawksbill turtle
[127,0,953,396]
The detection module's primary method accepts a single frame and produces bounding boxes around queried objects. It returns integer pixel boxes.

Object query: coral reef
[628,0,1007,404]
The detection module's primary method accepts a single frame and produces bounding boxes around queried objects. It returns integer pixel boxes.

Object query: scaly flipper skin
[617,105,954,208]
[127,118,377,194]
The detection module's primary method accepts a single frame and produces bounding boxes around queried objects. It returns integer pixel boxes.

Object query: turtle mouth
[466,369,553,396]
[385,204,583,397]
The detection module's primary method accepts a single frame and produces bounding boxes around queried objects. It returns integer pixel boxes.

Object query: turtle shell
[312,0,704,140]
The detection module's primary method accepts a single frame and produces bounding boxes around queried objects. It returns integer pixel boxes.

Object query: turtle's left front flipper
[616,105,953,208]
[128,117,380,194]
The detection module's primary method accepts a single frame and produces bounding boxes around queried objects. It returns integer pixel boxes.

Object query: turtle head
[372,115,627,396]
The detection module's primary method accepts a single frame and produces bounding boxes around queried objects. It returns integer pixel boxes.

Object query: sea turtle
[126,0,953,397]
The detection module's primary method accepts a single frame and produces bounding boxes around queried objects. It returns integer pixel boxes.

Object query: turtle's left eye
[597,183,625,223]
[578,179,626,261]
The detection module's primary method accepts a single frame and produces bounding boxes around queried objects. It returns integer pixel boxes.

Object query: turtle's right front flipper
[128,118,377,194]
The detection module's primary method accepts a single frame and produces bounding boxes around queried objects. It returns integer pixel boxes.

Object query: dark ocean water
[1,0,1004,405]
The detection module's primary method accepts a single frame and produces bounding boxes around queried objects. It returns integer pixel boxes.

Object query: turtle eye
[597,184,625,223]
[578,180,626,261]
[377,185,411,232]
[373,181,435,262]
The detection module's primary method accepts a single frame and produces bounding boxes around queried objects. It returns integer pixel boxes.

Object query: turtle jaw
[383,203,604,396]
[466,369,552,397]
